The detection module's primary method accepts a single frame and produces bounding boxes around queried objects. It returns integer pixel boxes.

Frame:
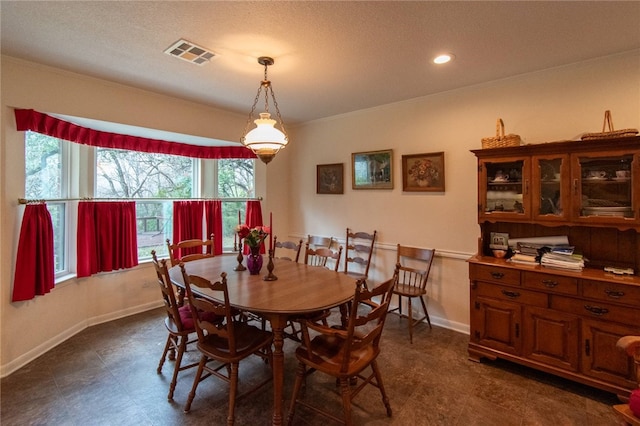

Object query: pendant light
[241,56,289,164]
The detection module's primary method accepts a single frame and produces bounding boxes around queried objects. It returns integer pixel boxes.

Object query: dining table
[168,253,358,426]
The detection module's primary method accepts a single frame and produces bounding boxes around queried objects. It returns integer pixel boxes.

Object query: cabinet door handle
[604,289,625,299]
[541,279,558,288]
[584,305,609,316]
[490,272,504,279]
[501,290,520,299]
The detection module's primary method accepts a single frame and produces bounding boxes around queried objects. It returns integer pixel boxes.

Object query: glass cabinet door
[532,155,570,222]
[572,152,637,223]
[479,158,530,220]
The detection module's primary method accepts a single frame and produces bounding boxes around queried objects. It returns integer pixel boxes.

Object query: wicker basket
[581,110,638,140]
[481,119,521,149]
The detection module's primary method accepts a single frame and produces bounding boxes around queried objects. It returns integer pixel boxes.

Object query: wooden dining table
[168,254,358,426]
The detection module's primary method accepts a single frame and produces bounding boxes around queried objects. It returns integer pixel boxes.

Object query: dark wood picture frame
[316,163,344,194]
[402,151,445,192]
[351,149,393,189]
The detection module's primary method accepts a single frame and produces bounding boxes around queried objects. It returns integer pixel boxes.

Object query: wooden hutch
[468,136,640,398]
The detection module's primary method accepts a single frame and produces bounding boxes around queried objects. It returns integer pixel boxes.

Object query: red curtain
[244,200,265,254]
[15,109,256,160]
[205,200,223,255]
[172,201,204,258]
[77,202,138,278]
[12,204,55,302]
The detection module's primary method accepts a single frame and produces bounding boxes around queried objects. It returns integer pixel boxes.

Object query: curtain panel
[205,200,223,255]
[172,201,205,258]
[77,202,138,278]
[15,109,256,160]
[12,204,55,302]
[244,200,265,254]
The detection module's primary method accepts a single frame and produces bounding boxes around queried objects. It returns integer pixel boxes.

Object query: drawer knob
[501,290,521,299]
[490,272,504,279]
[584,305,609,316]
[542,279,558,288]
[604,289,625,299]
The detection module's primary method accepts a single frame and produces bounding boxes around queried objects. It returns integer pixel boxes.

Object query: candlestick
[234,241,246,271]
[263,249,277,281]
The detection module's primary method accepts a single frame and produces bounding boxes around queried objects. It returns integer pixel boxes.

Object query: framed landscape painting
[351,149,393,189]
[402,151,445,192]
[317,163,344,194]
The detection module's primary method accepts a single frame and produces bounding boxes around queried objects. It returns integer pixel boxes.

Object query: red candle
[238,210,241,226]
[269,212,273,251]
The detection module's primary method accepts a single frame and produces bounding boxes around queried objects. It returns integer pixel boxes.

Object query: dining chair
[180,264,273,424]
[304,242,342,272]
[344,228,377,280]
[273,236,303,262]
[166,233,215,267]
[613,336,640,425]
[307,234,334,250]
[389,244,435,343]
[286,274,397,426]
[151,250,200,401]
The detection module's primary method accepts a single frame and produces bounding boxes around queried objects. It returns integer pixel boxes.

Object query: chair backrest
[273,236,303,262]
[166,233,215,266]
[344,228,377,277]
[151,250,185,332]
[307,234,334,250]
[395,244,435,291]
[179,264,238,355]
[304,242,342,271]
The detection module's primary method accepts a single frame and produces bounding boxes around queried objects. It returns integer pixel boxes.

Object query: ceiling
[2,1,640,127]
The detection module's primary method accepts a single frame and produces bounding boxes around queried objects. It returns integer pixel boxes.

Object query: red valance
[14,108,256,160]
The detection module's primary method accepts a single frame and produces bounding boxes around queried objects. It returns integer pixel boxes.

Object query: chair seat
[199,322,273,362]
[178,305,221,330]
[394,283,427,297]
[295,334,379,378]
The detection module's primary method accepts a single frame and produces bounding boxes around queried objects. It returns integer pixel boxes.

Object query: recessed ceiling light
[433,53,454,65]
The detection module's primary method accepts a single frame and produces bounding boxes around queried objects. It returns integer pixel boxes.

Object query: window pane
[218,159,255,198]
[96,148,193,260]
[25,131,62,198]
[47,202,66,274]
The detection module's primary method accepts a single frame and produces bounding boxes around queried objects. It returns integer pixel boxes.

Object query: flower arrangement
[236,224,270,248]
[407,158,439,186]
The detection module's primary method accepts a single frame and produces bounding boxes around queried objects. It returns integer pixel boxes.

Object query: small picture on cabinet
[489,232,509,250]
[402,152,445,192]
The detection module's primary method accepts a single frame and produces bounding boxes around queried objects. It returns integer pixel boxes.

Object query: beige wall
[2,51,639,376]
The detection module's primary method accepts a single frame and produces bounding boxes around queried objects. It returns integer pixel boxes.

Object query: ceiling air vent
[164,39,217,65]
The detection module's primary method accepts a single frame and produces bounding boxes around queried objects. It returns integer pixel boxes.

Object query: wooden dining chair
[344,228,377,280]
[389,244,436,343]
[304,242,342,272]
[273,236,303,262]
[180,264,273,424]
[307,234,334,250]
[166,233,215,267]
[614,336,640,425]
[151,250,200,400]
[286,274,396,426]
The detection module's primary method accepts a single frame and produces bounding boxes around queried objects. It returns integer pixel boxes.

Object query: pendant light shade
[241,57,289,164]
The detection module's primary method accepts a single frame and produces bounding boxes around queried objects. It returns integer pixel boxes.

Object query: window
[24,130,256,277]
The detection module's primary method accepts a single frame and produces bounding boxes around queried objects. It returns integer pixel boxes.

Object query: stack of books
[540,252,584,271]
[508,253,539,266]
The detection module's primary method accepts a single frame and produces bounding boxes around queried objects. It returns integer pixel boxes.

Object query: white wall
[1,51,639,376]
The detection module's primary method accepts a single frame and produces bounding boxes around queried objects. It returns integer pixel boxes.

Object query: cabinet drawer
[551,295,640,325]
[470,264,520,286]
[523,272,578,295]
[475,281,547,308]
[582,279,640,307]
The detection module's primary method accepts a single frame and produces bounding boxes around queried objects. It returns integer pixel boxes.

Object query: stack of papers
[540,252,584,271]
[508,253,539,266]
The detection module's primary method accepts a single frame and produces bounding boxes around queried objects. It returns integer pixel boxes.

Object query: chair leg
[408,298,414,344]
[286,362,306,426]
[157,333,172,373]
[420,296,432,328]
[370,360,392,417]
[168,336,187,400]
[397,295,403,318]
[227,362,239,426]
[184,355,207,413]
[339,377,353,426]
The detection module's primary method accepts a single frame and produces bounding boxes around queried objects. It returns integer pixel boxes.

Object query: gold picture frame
[351,149,393,189]
[317,163,344,194]
[402,151,445,192]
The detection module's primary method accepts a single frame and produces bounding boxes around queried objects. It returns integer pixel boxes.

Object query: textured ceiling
[2,1,640,126]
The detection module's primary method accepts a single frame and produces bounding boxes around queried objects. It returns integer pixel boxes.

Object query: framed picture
[402,151,445,192]
[351,149,393,189]
[489,232,509,250]
[316,163,344,194]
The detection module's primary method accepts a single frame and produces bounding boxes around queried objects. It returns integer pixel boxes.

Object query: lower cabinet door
[523,306,579,371]
[581,319,639,389]
[472,295,522,355]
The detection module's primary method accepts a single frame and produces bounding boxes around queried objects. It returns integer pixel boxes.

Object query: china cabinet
[469,136,640,399]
